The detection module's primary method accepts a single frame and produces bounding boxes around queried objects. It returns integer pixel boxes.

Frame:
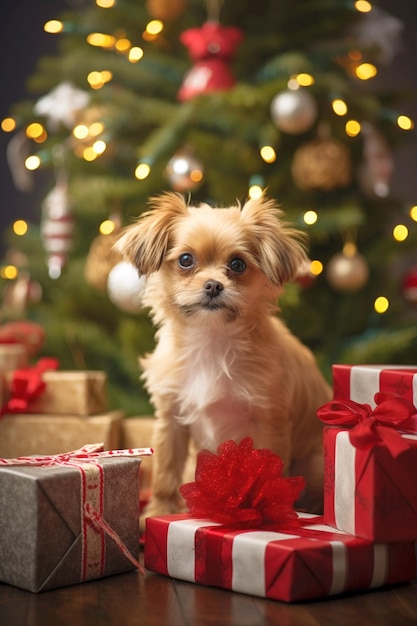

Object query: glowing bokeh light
[248,185,263,200]
[1,117,16,132]
[310,260,323,276]
[260,145,276,163]
[99,220,116,235]
[13,220,28,236]
[44,20,64,34]
[345,119,361,137]
[25,155,41,170]
[374,296,389,314]
[135,163,151,180]
[355,63,377,80]
[129,47,144,63]
[303,210,318,225]
[332,99,348,116]
[393,224,408,241]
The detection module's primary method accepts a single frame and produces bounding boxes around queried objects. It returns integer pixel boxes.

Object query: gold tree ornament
[326,241,369,292]
[292,135,352,191]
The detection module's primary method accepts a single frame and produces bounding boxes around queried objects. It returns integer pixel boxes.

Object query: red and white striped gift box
[144,513,417,602]
[323,426,417,542]
[333,364,417,409]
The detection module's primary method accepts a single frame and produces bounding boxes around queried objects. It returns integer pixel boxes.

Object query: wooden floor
[1,557,417,626]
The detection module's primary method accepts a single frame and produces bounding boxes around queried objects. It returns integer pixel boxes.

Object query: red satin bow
[317,392,417,457]
[0,357,59,417]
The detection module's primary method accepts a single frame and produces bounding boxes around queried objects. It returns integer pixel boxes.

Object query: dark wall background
[0,0,416,254]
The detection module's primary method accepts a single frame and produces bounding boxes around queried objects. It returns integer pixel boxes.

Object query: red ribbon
[317,392,417,457]
[0,357,59,417]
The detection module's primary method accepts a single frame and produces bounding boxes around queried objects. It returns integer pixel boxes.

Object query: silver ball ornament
[166,152,204,191]
[270,88,318,134]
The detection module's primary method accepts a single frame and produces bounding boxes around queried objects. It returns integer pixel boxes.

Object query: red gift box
[333,364,417,409]
[322,424,417,542]
[144,513,417,602]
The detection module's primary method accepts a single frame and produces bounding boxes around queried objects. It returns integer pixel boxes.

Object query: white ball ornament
[270,88,318,134]
[107,261,147,313]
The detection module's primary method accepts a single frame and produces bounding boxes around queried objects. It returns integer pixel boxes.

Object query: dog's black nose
[204,280,224,298]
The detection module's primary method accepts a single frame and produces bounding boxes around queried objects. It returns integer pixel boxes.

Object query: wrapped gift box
[121,417,155,493]
[5,369,107,416]
[144,513,417,602]
[0,411,123,457]
[0,452,142,592]
[121,416,196,495]
[0,343,28,370]
[323,425,417,542]
[333,364,417,409]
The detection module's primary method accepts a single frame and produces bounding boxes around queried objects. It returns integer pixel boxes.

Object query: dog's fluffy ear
[241,196,308,286]
[114,192,189,275]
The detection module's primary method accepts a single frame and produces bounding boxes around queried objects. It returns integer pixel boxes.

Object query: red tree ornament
[402,266,417,305]
[177,21,243,101]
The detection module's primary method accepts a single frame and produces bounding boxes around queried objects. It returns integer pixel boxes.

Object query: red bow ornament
[317,392,417,458]
[177,21,243,101]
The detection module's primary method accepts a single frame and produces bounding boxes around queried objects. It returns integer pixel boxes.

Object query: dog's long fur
[116,192,331,524]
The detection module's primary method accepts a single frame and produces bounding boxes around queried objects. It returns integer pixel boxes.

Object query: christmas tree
[1,0,416,415]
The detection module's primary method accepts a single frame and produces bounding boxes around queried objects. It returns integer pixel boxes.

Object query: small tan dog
[116,192,331,524]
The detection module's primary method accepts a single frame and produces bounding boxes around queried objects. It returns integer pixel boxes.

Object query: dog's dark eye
[178,253,194,269]
[228,257,246,273]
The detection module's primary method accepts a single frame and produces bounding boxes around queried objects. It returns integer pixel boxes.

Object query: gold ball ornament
[270,88,317,134]
[292,137,352,191]
[146,0,186,20]
[85,231,123,291]
[326,249,369,292]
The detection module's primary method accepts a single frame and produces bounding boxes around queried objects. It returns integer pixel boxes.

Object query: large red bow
[317,392,417,457]
[180,438,305,528]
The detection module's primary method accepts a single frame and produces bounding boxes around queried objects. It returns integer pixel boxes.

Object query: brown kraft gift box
[121,416,196,497]
[0,410,123,457]
[5,370,107,416]
[0,454,142,592]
